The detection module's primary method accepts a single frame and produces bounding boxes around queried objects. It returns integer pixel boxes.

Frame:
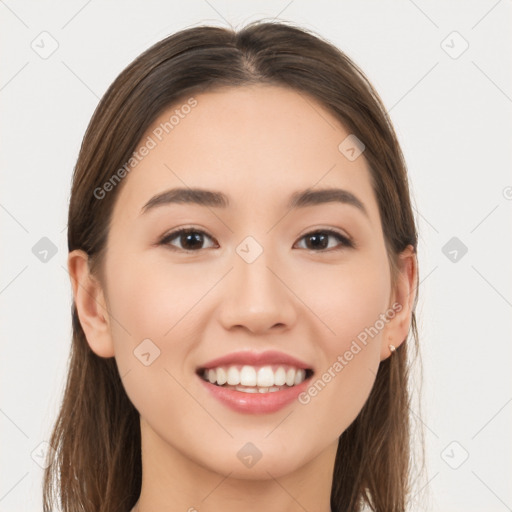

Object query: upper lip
[198,350,313,371]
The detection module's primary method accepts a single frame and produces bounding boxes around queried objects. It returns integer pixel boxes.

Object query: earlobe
[67,249,115,358]
[380,245,418,361]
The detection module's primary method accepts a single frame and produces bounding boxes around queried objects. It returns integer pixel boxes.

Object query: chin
[196,444,312,481]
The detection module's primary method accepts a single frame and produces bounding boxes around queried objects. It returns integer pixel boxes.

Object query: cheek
[291,254,390,435]
[293,254,391,353]
[105,258,205,429]
[107,256,218,344]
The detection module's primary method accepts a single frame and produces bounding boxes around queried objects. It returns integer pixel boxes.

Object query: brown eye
[295,230,353,251]
[158,228,353,253]
[159,228,217,251]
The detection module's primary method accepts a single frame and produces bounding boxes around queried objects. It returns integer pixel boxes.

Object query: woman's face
[76,84,413,479]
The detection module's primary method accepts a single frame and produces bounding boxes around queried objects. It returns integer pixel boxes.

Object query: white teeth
[240,365,257,386]
[235,385,259,393]
[227,367,240,385]
[231,385,284,393]
[285,368,296,386]
[201,364,309,389]
[216,367,227,385]
[274,366,286,386]
[256,366,274,387]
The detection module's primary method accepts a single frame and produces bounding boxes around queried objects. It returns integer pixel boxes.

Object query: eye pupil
[162,228,349,253]
[306,233,328,250]
[182,232,203,250]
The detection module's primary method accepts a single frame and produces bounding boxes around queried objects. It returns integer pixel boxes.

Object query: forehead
[111,84,379,222]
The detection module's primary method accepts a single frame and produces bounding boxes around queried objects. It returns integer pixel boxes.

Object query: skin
[68,85,417,512]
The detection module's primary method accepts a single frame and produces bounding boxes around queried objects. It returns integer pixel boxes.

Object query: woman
[43,20,423,512]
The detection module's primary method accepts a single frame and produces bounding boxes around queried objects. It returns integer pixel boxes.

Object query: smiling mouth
[196,365,314,393]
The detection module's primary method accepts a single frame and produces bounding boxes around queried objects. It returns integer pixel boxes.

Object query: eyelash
[158,227,354,252]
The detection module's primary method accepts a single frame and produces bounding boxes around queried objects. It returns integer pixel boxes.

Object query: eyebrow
[140,186,368,218]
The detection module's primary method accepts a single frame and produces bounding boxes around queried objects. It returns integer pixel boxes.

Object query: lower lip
[198,375,312,414]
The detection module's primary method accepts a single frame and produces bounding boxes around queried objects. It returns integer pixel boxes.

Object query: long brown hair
[43,20,424,512]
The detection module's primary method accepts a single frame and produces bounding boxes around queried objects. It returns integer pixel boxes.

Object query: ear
[380,245,418,361]
[67,249,115,358]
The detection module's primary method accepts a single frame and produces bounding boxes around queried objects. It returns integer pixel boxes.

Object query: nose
[218,249,298,334]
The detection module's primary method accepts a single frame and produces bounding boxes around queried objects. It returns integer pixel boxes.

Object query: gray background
[1,1,511,511]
